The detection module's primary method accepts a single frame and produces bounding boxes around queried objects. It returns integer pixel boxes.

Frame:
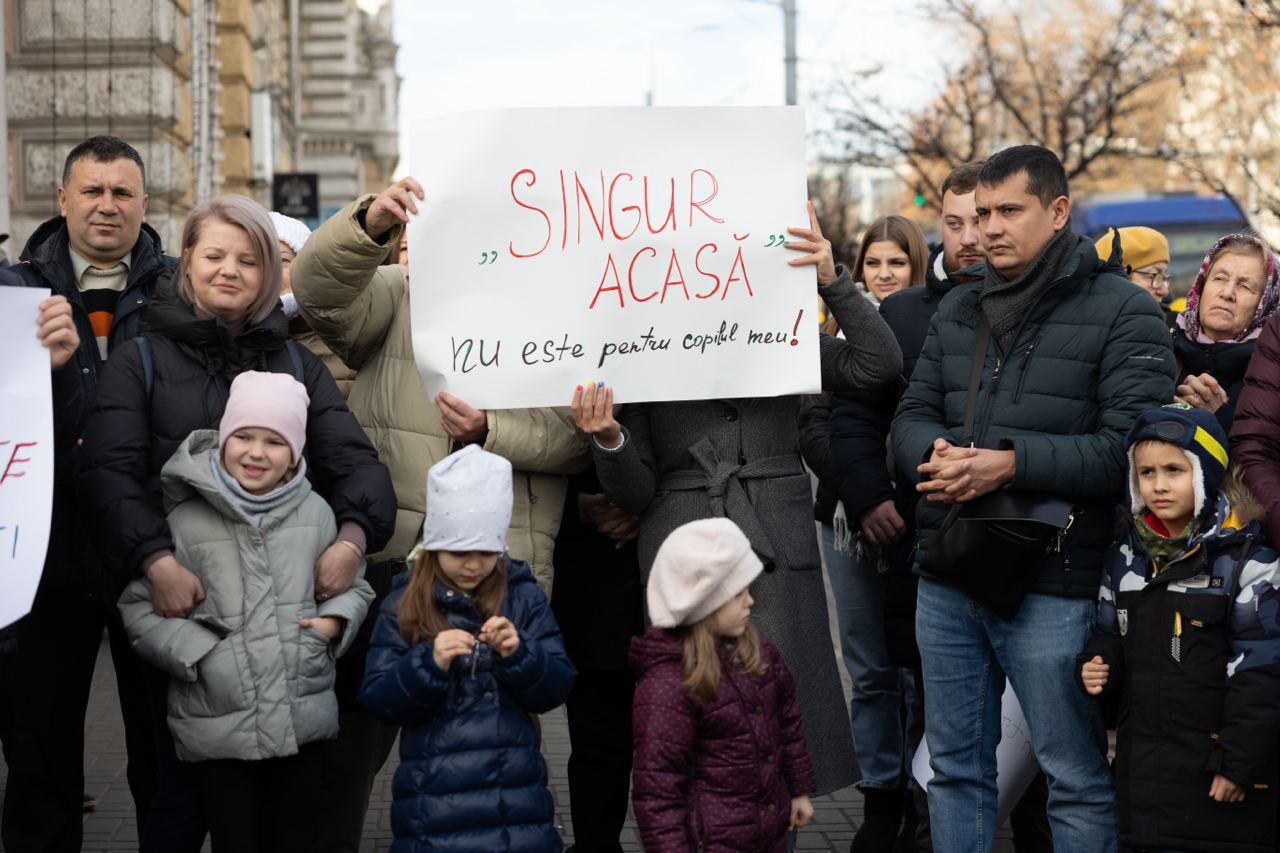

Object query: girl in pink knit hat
[630,517,816,853]
[117,371,373,852]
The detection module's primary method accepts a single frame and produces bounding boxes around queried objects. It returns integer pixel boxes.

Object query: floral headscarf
[1178,233,1280,344]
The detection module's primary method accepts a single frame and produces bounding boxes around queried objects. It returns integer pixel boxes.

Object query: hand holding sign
[571,383,621,449]
[784,201,837,286]
[365,177,425,241]
[36,296,80,370]
[435,391,489,443]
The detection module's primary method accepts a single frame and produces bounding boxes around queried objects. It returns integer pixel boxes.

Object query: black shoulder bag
[918,317,1074,620]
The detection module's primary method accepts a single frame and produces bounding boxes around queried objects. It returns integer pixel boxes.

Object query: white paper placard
[0,287,54,629]
[406,106,819,409]
[911,684,1041,826]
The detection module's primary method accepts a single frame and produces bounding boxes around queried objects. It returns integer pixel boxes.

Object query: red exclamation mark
[790,309,803,346]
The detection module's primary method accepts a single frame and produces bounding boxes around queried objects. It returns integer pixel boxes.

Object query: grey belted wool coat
[593,269,902,795]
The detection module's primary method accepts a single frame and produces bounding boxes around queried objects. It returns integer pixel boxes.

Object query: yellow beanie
[1094,226,1170,272]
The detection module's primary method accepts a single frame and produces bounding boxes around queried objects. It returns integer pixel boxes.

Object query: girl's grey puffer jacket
[119,429,373,762]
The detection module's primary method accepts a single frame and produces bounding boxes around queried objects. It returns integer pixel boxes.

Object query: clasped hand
[432,617,520,671]
[1176,373,1229,414]
[579,492,639,548]
[916,438,1015,504]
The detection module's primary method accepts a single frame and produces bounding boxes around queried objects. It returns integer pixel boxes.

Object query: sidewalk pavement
[0,549,1018,852]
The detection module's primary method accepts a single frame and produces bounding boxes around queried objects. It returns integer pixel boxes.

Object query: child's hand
[298,616,343,640]
[789,795,814,830]
[1209,774,1246,803]
[479,616,520,658]
[432,629,476,671]
[1080,655,1109,695]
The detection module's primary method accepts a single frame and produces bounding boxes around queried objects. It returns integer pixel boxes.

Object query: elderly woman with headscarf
[1172,233,1280,432]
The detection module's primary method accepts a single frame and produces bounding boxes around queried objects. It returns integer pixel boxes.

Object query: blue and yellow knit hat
[1124,402,1229,518]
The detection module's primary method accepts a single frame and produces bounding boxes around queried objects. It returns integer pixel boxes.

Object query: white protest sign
[0,288,54,629]
[407,107,819,409]
[911,685,1041,826]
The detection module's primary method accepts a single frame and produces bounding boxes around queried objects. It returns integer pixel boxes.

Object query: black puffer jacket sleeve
[796,393,834,485]
[295,348,396,552]
[1001,290,1175,497]
[830,383,897,520]
[80,339,172,582]
[51,361,86,454]
[891,312,961,484]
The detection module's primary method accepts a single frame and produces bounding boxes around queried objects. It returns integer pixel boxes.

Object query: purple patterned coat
[630,627,816,853]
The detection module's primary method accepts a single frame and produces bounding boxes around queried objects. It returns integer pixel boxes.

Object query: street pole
[737,0,798,105]
[783,0,796,105]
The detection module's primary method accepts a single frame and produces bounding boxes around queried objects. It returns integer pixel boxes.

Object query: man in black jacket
[891,146,1175,852]
[833,162,1060,853]
[2,136,176,853]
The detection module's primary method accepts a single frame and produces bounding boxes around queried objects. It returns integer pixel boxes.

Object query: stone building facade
[2,0,399,259]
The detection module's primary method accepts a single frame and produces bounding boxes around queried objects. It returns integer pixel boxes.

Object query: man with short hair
[891,146,1175,851]
[826,161,986,851]
[2,136,176,852]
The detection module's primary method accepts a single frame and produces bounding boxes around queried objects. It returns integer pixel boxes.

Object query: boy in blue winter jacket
[1077,403,1280,853]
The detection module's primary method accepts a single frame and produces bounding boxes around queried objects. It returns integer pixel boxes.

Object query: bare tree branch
[816,0,1179,203]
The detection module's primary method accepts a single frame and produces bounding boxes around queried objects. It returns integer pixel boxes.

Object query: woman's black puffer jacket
[81,282,396,589]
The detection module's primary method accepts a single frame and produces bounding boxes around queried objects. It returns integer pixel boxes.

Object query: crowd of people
[1,133,1279,853]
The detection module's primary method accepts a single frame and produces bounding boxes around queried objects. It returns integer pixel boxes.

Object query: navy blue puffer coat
[359,558,575,853]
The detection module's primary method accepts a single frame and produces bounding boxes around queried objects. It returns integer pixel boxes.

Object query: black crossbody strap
[961,317,990,446]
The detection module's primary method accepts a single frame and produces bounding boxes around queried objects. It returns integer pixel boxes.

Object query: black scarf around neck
[981,227,1077,352]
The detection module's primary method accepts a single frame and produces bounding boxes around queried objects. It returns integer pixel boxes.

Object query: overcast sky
[383,0,953,172]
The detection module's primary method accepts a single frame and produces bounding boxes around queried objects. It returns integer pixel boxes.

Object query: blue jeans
[820,524,916,789]
[915,578,1116,853]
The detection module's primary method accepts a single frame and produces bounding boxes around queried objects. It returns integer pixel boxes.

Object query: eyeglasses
[1131,269,1170,289]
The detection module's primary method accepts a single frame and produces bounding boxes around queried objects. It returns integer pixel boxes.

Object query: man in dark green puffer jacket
[891,146,1175,853]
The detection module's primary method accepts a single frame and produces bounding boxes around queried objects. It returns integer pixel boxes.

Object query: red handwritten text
[508,168,723,259]
[0,441,37,486]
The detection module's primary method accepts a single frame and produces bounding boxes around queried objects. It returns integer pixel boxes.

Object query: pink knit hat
[218,371,310,464]
[647,518,763,628]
